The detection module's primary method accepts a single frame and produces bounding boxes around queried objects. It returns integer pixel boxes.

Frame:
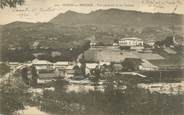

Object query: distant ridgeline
[51,9,183,26]
[0,9,184,62]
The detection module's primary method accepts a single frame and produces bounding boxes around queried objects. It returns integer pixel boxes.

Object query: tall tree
[0,63,10,76]
[0,0,24,8]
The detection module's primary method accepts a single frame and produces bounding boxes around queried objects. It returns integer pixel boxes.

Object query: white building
[8,62,22,70]
[54,61,69,69]
[119,37,144,47]
[64,65,76,78]
[99,61,111,66]
[51,51,61,57]
[90,42,97,47]
[32,41,40,49]
[85,63,99,75]
[86,35,97,47]
[32,59,53,72]
[112,43,119,46]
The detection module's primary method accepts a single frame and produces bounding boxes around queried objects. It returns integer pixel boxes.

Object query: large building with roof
[32,59,53,72]
[119,37,144,47]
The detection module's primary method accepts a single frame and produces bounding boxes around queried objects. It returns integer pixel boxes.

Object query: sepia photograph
[0,0,184,115]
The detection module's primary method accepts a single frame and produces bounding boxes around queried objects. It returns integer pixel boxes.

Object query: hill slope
[1,8,184,52]
[50,9,184,26]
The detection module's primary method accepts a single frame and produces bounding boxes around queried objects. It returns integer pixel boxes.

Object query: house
[90,42,97,47]
[32,53,45,58]
[130,46,144,51]
[146,41,155,47]
[8,62,21,70]
[99,61,111,66]
[32,41,40,49]
[37,72,58,84]
[119,37,144,47]
[85,63,99,75]
[64,65,76,78]
[54,61,69,69]
[54,68,65,78]
[76,62,82,68]
[86,35,98,47]
[145,40,155,49]
[54,62,78,78]
[51,51,62,57]
[113,63,123,72]
[112,43,119,46]
[32,59,53,72]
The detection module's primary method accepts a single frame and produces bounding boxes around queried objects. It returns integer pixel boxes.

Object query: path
[119,72,147,78]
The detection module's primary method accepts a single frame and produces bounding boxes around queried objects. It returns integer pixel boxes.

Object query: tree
[21,67,29,85]
[113,39,119,43]
[0,68,29,114]
[0,63,10,76]
[31,66,38,86]
[73,65,81,76]
[0,0,24,8]
[122,58,141,71]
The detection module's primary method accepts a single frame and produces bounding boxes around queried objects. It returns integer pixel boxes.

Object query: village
[2,36,184,95]
[1,2,184,113]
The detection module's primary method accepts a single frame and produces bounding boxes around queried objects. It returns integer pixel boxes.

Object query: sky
[0,0,184,25]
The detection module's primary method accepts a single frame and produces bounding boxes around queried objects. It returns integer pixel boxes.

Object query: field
[84,47,139,62]
[133,52,165,60]
[150,49,184,67]
[84,47,165,62]
[164,48,177,54]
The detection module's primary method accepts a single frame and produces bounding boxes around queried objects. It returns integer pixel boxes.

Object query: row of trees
[1,40,90,62]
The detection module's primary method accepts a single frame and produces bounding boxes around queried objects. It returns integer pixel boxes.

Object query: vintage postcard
[0,0,184,115]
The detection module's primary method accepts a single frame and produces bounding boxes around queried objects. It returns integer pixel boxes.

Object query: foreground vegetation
[40,85,184,115]
[0,70,30,114]
[1,73,184,115]
[0,63,10,76]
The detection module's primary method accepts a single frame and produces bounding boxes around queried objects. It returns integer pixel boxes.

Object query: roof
[55,61,69,66]
[99,61,111,66]
[32,59,52,65]
[113,63,123,68]
[65,65,75,70]
[86,63,99,69]
[141,59,158,68]
[32,41,40,47]
[9,62,21,65]
[66,69,75,74]
[120,37,143,41]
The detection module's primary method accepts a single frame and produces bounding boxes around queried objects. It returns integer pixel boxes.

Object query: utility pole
[171,5,178,45]
[159,71,162,82]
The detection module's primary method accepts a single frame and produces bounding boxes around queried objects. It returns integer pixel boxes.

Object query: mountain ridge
[50,8,184,26]
[1,8,183,51]
[2,8,184,26]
